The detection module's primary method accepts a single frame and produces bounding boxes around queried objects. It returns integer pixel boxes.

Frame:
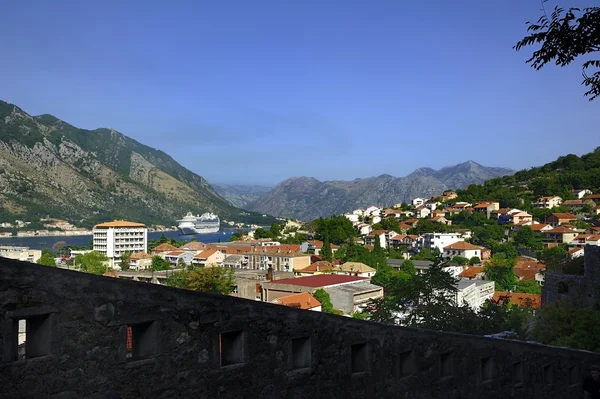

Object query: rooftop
[271,292,321,310]
[94,220,146,228]
[265,274,367,288]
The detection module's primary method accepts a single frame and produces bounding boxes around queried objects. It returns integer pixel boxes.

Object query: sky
[1,0,599,185]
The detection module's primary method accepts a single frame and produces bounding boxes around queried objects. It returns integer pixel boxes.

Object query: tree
[400,259,416,275]
[514,5,600,101]
[37,252,56,267]
[320,235,333,262]
[313,288,342,315]
[372,235,387,269]
[74,251,108,275]
[484,255,518,291]
[185,267,235,295]
[469,256,481,265]
[449,256,469,266]
[513,226,543,251]
[52,241,66,255]
[514,279,542,294]
[151,255,170,271]
[120,251,132,271]
[539,245,568,272]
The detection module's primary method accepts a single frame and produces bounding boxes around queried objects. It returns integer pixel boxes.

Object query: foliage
[36,252,56,267]
[514,279,542,295]
[313,288,342,315]
[229,229,245,242]
[371,264,410,292]
[400,259,416,275]
[531,300,600,352]
[151,255,170,271]
[148,234,186,251]
[407,219,451,235]
[351,310,369,320]
[120,251,132,271]
[312,216,357,245]
[469,256,481,265]
[514,5,600,101]
[562,256,585,275]
[484,255,518,291]
[538,245,568,272]
[74,251,108,275]
[412,248,439,261]
[449,256,469,266]
[166,267,235,295]
[513,226,543,251]
[320,235,333,262]
[371,235,387,269]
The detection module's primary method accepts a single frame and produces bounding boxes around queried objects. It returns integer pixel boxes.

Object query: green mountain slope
[0,101,275,227]
[453,148,600,208]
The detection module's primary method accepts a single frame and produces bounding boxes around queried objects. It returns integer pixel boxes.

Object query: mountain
[0,101,275,227]
[247,162,514,220]
[211,183,273,208]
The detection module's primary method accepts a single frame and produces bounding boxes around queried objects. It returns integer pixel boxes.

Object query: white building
[344,214,359,223]
[0,246,42,263]
[455,279,495,311]
[443,241,483,260]
[412,198,427,207]
[93,220,148,267]
[418,233,463,253]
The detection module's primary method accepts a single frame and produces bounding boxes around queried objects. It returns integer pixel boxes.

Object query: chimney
[267,266,274,281]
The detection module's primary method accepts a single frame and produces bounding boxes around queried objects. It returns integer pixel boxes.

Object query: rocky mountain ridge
[247,162,514,220]
[0,101,273,227]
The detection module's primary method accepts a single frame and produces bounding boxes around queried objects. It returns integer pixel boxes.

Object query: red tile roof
[459,266,484,278]
[94,220,146,228]
[549,213,577,219]
[153,243,179,252]
[267,274,367,288]
[443,241,482,250]
[493,292,541,309]
[271,292,321,310]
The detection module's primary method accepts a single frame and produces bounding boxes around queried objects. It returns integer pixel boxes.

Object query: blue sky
[1,0,598,185]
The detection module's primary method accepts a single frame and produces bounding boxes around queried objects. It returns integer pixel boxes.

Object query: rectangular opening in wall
[440,352,453,378]
[17,319,26,360]
[569,365,579,386]
[128,321,158,361]
[351,343,369,374]
[399,350,416,377]
[481,357,492,382]
[25,314,52,359]
[544,364,553,385]
[220,330,245,366]
[291,337,311,370]
[514,362,523,386]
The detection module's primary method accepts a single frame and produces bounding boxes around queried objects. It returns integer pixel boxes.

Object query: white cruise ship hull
[178,225,220,235]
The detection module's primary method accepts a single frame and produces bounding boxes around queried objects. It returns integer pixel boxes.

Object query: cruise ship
[177,212,220,235]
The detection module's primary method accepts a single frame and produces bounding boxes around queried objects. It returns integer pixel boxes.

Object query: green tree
[74,251,109,275]
[37,252,56,267]
[469,256,481,265]
[484,255,518,291]
[400,259,416,275]
[313,288,342,315]
[320,235,333,262]
[185,267,235,295]
[539,245,568,272]
[151,255,170,271]
[449,256,469,266]
[372,235,387,269]
[514,5,600,100]
[513,226,543,251]
[312,216,357,245]
[120,251,132,271]
[412,248,439,261]
[514,280,542,294]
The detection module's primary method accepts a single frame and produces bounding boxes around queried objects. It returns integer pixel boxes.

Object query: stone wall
[2,259,600,399]
[542,244,600,307]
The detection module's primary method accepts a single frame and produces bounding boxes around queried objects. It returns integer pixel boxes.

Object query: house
[364,206,382,217]
[387,259,434,274]
[443,241,483,260]
[455,279,495,311]
[164,250,195,266]
[534,196,563,209]
[295,261,336,276]
[344,214,360,223]
[413,206,431,219]
[364,230,395,249]
[528,224,554,234]
[151,243,179,255]
[593,206,600,215]
[179,241,207,252]
[191,249,225,267]
[472,201,500,218]
[431,216,452,226]
[480,248,491,260]
[510,212,533,225]
[492,292,541,309]
[355,223,372,236]
[571,189,592,199]
[418,233,463,252]
[430,209,445,219]
[544,226,578,245]
[335,262,376,278]
[442,190,458,200]
[545,213,577,227]
[222,254,249,269]
[424,201,440,211]
[129,251,153,270]
[562,199,597,212]
[568,248,584,259]
[260,275,383,315]
[0,246,42,263]
[389,234,419,250]
[412,198,427,207]
[459,266,485,280]
[271,292,322,311]
[300,240,339,256]
[369,215,382,225]
[244,251,311,272]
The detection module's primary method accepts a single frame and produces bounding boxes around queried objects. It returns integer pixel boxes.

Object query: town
[7,188,599,331]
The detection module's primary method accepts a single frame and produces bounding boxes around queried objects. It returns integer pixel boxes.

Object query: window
[440,352,453,378]
[291,337,311,370]
[514,362,524,385]
[126,321,159,361]
[351,343,369,374]
[399,350,416,377]
[5,314,53,362]
[481,357,492,382]
[220,330,245,366]
[544,364,553,385]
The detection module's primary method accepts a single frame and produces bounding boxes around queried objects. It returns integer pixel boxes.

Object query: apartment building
[93,220,148,267]
[0,246,42,263]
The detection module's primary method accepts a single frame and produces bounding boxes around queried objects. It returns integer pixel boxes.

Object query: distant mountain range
[0,101,275,227]
[245,162,514,220]
[211,183,273,208]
